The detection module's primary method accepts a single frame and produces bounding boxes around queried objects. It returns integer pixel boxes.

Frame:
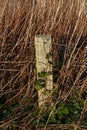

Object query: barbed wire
[0,41,81,50]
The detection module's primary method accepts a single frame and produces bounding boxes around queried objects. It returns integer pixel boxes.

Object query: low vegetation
[0,0,87,129]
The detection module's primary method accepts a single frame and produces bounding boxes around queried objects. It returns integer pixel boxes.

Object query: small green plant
[38,72,50,78]
[48,114,58,124]
[35,71,50,91]
[46,52,52,60]
[45,90,51,95]
[35,83,43,90]
[34,95,85,125]
[55,98,85,124]
[0,103,17,121]
[35,79,45,90]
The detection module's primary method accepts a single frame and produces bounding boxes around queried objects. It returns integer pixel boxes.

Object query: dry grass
[0,0,87,129]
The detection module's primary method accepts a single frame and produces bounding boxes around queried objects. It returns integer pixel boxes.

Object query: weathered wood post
[35,35,53,107]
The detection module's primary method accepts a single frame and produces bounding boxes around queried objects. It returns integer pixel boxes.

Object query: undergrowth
[0,0,87,129]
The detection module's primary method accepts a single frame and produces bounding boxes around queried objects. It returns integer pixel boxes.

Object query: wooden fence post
[35,35,53,107]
